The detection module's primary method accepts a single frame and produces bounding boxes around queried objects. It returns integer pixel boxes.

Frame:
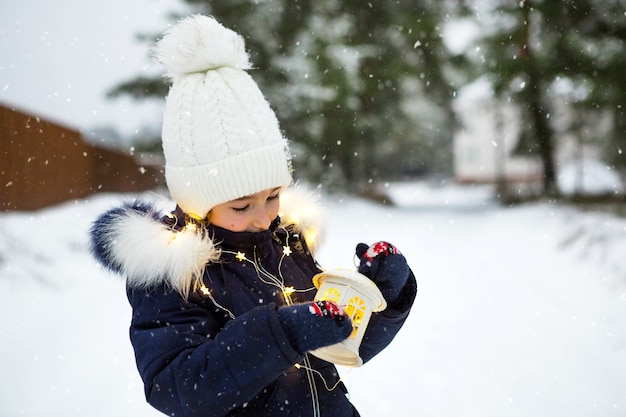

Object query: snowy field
[1,182,625,417]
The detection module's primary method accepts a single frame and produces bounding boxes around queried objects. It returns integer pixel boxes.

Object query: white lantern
[310,269,386,367]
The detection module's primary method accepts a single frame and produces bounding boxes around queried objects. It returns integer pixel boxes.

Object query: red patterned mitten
[356,241,410,305]
[277,301,352,354]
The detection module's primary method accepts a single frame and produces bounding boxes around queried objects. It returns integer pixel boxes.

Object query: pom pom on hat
[156,15,251,77]
[155,15,292,220]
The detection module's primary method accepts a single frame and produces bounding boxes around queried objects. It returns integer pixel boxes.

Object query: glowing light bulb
[169,231,183,244]
[199,284,211,296]
[282,286,295,305]
[305,229,318,245]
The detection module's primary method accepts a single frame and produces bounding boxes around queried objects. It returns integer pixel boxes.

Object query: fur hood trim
[89,185,325,295]
[278,185,325,255]
[89,200,220,295]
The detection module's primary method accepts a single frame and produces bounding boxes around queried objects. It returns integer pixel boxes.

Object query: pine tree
[470,0,626,195]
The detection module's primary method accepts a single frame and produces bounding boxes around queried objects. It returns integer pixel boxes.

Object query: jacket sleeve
[127,285,303,417]
[358,270,417,364]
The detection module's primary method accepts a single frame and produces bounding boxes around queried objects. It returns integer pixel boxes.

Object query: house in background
[0,101,164,211]
[452,77,619,196]
[453,78,542,190]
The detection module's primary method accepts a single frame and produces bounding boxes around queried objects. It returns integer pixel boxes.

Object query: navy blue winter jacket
[90,188,417,417]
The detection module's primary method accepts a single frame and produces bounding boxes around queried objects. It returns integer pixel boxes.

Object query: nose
[251,205,272,231]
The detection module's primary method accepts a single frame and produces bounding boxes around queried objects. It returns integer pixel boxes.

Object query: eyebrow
[232,187,282,202]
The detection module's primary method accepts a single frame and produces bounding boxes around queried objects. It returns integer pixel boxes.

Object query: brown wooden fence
[1,102,164,211]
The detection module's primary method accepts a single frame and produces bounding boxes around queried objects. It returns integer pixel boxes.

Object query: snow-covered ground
[1,182,625,417]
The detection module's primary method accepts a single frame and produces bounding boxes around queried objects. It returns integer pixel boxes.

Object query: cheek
[268,199,280,219]
[227,220,248,232]
[210,209,245,232]
[224,217,248,232]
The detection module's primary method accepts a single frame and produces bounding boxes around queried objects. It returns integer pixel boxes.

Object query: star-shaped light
[199,284,211,296]
[283,246,292,256]
[236,251,246,262]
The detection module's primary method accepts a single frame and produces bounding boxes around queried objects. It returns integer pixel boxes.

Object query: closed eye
[232,204,250,213]
[230,189,280,213]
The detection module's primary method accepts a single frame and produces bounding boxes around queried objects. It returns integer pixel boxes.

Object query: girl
[90,15,416,417]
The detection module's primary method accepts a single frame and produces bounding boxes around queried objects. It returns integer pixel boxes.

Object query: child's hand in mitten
[277,301,352,354]
[355,242,410,305]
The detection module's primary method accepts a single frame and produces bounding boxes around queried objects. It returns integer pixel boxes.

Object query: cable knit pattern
[155,15,292,219]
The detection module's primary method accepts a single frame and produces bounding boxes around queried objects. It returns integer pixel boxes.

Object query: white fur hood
[89,186,325,294]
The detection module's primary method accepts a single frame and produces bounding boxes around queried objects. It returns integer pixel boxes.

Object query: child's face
[209,187,282,232]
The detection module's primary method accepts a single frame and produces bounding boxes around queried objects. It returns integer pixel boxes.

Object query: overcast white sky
[0,0,187,137]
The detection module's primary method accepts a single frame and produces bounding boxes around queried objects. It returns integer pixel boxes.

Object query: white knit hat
[155,15,292,219]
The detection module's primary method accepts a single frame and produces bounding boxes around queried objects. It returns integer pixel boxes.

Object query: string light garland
[197,283,236,320]
[218,225,316,306]
[191,222,342,417]
[294,362,346,392]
